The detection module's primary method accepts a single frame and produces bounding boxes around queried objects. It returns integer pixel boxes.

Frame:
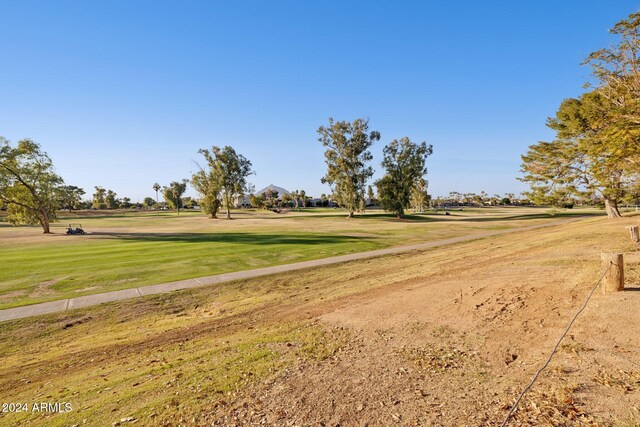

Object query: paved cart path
[0,217,585,323]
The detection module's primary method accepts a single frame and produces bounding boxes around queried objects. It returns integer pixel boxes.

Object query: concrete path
[0,218,584,323]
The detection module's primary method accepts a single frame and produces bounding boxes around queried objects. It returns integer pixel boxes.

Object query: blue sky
[1,1,637,201]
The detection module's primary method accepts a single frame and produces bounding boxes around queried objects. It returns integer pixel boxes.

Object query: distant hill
[256,184,290,196]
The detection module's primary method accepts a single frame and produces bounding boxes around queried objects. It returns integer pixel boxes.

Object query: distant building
[234,195,251,208]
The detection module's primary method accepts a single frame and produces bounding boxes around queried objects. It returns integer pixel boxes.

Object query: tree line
[0,118,433,233]
[432,191,530,208]
[190,118,434,219]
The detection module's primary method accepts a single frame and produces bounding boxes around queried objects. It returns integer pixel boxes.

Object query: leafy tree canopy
[376,137,433,218]
[0,137,64,233]
[521,12,640,218]
[163,180,188,213]
[193,146,252,219]
[317,117,380,217]
[60,185,85,210]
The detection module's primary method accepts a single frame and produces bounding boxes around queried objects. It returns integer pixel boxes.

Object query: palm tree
[299,190,306,208]
[152,183,161,206]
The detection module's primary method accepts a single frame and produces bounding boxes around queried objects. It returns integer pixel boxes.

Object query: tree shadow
[87,231,376,245]
[268,212,436,222]
[60,213,190,220]
[267,211,603,223]
[445,211,605,222]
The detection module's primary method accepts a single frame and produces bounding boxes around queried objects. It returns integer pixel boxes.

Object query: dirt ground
[1,214,639,426]
[202,217,640,426]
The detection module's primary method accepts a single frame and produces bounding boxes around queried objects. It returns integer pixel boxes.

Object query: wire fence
[500,261,613,427]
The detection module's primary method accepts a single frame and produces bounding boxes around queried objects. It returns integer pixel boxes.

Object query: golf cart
[66,223,86,235]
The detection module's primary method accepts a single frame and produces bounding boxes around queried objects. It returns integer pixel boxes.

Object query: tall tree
[60,185,85,210]
[105,189,118,209]
[0,138,64,233]
[317,117,380,217]
[410,178,429,212]
[119,197,132,209]
[586,12,640,128]
[376,137,433,218]
[192,148,224,218]
[299,189,306,208]
[163,180,188,214]
[479,191,488,205]
[449,191,462,205]
[520,89,635,218]
[194,146,252,219]
[522,12,640,219]
[250,193,266,209]
[216,146,252,219]
[92,186,106,209]
[290,190,299,210]
[265,189,278,209]
[367,185,375,206]
[281,192,292,208]
[152,182,161,206]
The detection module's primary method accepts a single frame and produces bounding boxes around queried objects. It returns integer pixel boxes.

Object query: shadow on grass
[268,212,437,222]
[60,213,194,220]
[88,231,376,245]
[269,211,604,223]
[442,211,604,222]
[58,210,269,221]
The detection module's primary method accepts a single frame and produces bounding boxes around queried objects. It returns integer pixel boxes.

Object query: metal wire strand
[501,261,613,427]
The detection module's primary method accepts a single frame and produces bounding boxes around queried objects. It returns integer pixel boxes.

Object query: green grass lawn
[0,206,603,309]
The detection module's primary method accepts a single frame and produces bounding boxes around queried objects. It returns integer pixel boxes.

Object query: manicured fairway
[0,207,602,309]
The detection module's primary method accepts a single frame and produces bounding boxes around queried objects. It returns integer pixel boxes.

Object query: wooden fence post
[601,252,624,293]
[627,226,640,243]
